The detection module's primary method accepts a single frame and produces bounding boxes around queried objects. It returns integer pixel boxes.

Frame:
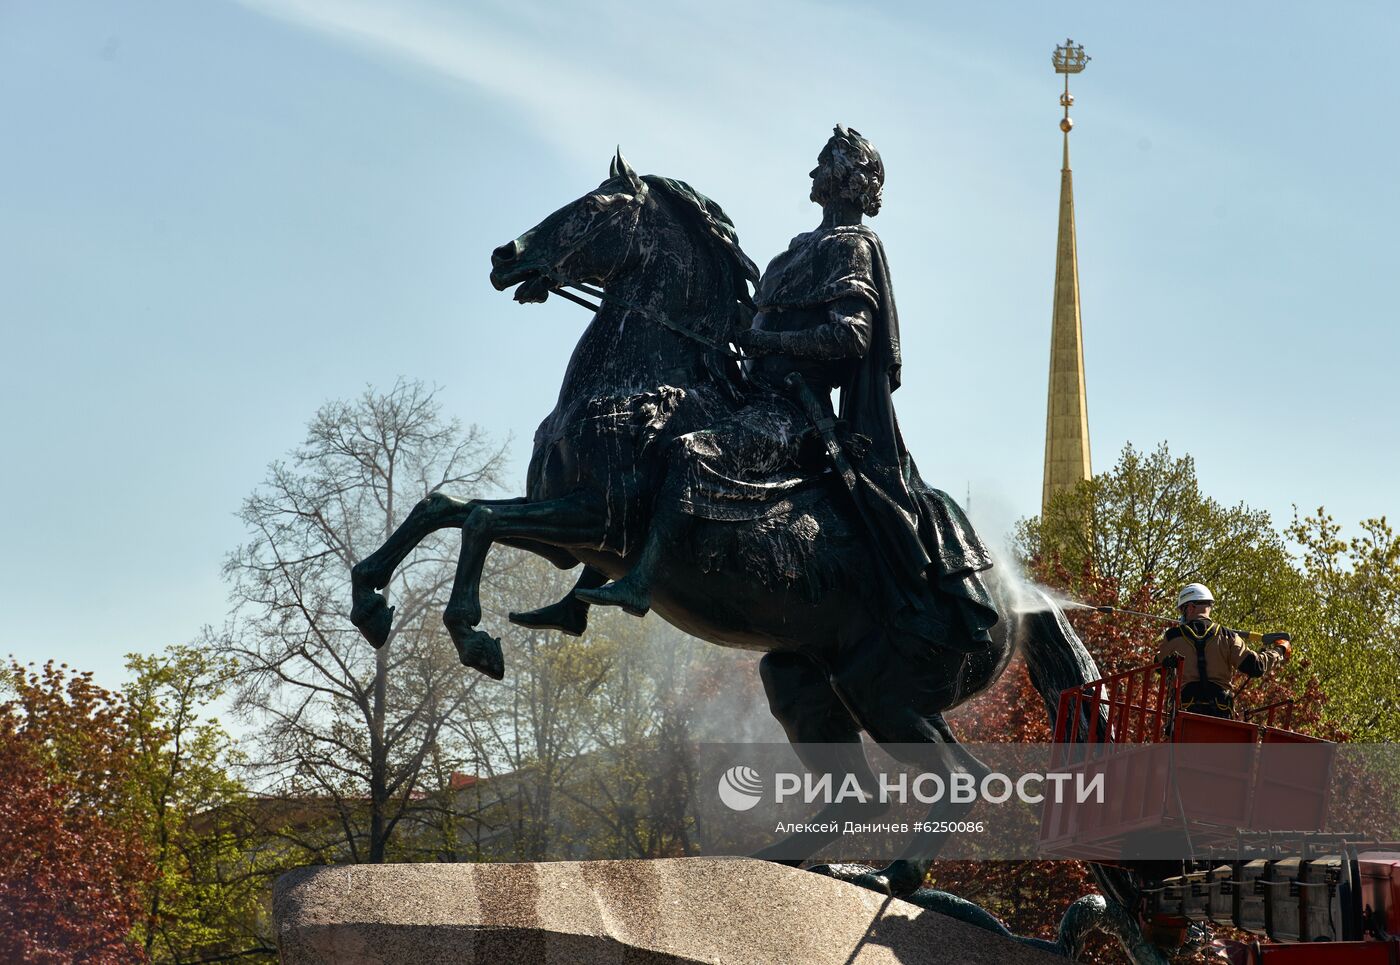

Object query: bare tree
[445,549,771,862]
[448,549,612,860]
[220,379,506,863]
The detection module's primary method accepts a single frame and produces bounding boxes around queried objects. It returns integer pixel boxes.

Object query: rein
[548,278,748,360]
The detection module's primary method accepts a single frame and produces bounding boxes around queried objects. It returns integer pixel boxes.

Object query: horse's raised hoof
[574,582,650,618]
[350,590,394,649]
[451,627,505,680]
[808,859,925,899]
[508,597,588,637]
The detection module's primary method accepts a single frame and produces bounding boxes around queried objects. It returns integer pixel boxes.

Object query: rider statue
[520,126,998,652]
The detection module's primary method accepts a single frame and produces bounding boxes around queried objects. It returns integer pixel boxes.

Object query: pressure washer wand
[1065,600,1293,650]
[1060,599,1180,626]
[1085,604,1181,627]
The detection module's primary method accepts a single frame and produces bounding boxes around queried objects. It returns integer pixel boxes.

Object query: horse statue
[349,148,1156,956]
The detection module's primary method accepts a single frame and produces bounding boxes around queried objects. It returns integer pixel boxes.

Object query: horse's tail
[1016,587,1150,945]
[1016,586,1101,728]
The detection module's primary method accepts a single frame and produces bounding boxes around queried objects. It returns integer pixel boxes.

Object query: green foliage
[1018,441,1400,742]
[1016,442,1307,627]
[124,647,274,963]
[1,651,274,963]
[1287,509,1400,741]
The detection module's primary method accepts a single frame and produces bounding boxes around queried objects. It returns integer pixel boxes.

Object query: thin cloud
[231,0,686,163]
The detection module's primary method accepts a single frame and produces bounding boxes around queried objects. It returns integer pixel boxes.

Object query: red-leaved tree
[936,556,1338,963]
[0,661,154,964]
[937,564,1162,962]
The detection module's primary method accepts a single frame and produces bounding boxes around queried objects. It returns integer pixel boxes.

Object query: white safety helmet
[1177,583,1215,611]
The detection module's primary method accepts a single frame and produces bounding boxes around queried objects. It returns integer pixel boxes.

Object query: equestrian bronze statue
[349,129,1146,940]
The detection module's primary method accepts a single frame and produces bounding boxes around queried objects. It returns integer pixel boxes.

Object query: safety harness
[1179,620,1235,718]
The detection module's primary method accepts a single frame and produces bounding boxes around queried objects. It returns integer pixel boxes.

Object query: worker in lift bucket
[1155,583,1292,719]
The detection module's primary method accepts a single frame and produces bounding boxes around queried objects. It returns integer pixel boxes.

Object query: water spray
[1059,598,1292,649]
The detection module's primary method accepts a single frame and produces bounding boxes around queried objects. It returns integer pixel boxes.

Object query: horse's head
[490,149,651,304]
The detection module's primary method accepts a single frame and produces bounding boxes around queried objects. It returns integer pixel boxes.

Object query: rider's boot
[574,511,681,618]
[508,566,606,636]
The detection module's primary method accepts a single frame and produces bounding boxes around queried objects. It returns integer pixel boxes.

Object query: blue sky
[2,0,1396,686]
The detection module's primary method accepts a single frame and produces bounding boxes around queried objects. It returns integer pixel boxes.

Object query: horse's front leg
[442,491,608,679]
[350,493,527,648]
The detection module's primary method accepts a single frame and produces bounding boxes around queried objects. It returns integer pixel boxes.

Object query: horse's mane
[635,175,760,393]
[642,175,759,310]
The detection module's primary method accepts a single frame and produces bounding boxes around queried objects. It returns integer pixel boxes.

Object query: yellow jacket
[1155,621,1285,689]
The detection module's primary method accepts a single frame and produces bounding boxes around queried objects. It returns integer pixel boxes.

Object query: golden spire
[1042,38,1093,516]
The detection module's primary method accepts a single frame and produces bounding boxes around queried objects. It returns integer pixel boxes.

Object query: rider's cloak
[755,224,999,644]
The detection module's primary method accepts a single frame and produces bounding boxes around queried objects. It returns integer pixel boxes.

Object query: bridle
[535,182,750,361]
